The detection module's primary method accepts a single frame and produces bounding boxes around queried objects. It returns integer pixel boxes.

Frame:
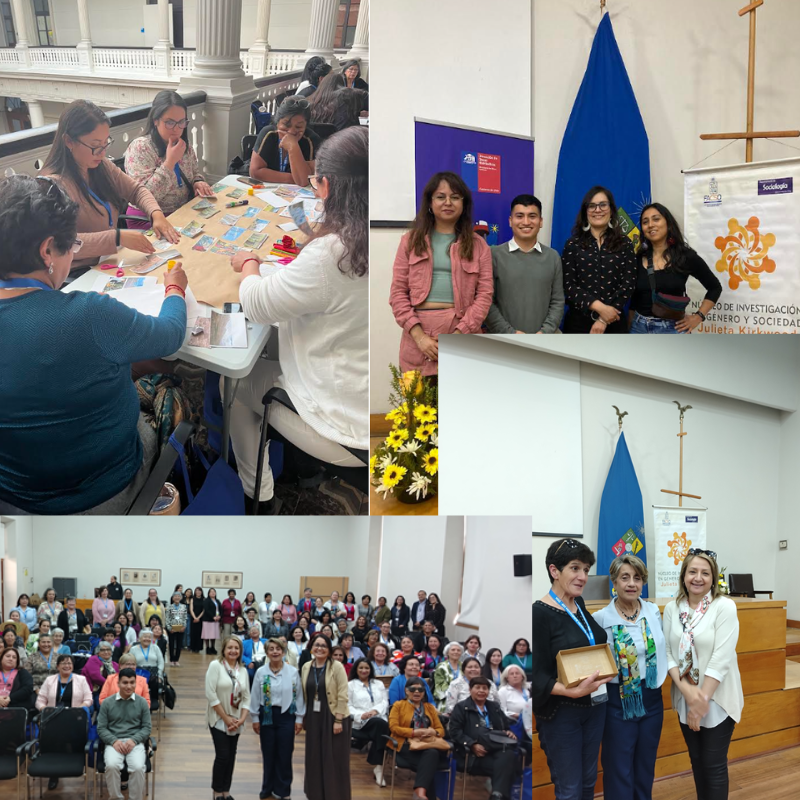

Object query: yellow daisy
[415,423,438,442]
[382,464,408,488]
[413,404,437,424]
[422,448,439,476]
[386,428,410,450]
[369,455,377,474]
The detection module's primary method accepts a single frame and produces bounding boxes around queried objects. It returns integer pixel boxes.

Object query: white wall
[533,0,800,246]
[776,406,800,619]
[1,516,34,618]
[51,0,149,48]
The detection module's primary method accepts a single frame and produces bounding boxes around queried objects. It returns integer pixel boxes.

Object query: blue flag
[550,13,651,255]
[598,432,647,598]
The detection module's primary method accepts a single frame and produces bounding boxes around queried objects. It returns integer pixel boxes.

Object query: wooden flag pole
[661,402,702,507]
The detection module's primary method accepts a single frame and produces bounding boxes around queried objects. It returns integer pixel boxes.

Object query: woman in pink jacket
[390,171,493,377]
[36,654,93,709]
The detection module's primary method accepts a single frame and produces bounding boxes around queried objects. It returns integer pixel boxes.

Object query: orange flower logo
[715,217,776,290]
[667,532,692,566]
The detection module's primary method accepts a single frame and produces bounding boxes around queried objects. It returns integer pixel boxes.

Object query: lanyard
[124,600,132,612]
[143,646,151,662]
[449,664,460,682]
[58,675,72,703]
[365,681,374,703]
[375,664,386,676]
[45,652,53,669]
[549,590,594,645]
[1,670,14,685]
[279,147,289,172]
[86,185,113,227]
[48,603,56,616]
[174,164,183,187]
[515,654,529,669]
[294,643,303,658]
[475,705,491,728]
[0,278,54,291]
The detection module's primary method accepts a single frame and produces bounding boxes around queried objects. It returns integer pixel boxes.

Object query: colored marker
[225,199,250,208]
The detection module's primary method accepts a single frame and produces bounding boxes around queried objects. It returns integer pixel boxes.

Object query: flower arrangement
[718,566,729,595]
[371,366,438,503]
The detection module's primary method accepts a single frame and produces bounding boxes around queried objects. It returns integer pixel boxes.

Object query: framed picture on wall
[120,568,161,586]
[202,572,243,590]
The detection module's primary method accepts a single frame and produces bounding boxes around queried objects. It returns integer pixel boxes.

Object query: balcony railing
[251,69,303,134]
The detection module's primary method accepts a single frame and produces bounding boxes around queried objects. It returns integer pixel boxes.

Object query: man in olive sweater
[97,669,151,800]
[484,194,565,334]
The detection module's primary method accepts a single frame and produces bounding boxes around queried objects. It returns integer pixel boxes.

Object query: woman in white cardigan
[227,125,368,514]
[347,657,389,787]
[664,549,743,800]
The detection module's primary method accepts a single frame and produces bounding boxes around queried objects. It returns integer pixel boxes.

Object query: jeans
[601,685,664,800]
[680,715,736,800]
[629,312,686,333]
[536,702,607,800]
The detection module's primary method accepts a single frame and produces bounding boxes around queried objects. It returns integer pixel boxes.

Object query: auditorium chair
[381,734,455,800]
[91,736,157,799]
[0,708,29,800]
[728,574,773,599]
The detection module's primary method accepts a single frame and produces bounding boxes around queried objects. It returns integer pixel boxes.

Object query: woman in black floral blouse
[561,186,636,333]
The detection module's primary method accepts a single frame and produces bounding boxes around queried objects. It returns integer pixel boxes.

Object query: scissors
[100,264,125,277]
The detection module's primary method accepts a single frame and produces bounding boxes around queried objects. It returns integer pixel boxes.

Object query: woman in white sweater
[663,549,743,800]
[228,125,369,514]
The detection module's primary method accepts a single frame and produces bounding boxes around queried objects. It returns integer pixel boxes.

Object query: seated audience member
[140,590,166,630]
[132,629,165,681]
[314,610,333,633]
[242,626,268,686]
[318,624,338,648]
[296,615,312,638]
[449,677,520,800]
[341,59,369,91]
[523,698,533,739]
[367,642,399,679]
[461,635,485,666]
[391,596,411,639]
[362,630,380,658]
[280,595,298,626]
[434,642,465,712]
[117,589,140,621]
[51,628,71,656]
[312,597,326,621]
[357,595,374,627]
[125,90,214,223]
[97,668,152,800]
[445,657,499,714]
[149,621,168,658]
[414,620,445,653]
[334,618,350,644]
[244,607,262,637]
[126,611,142,636]
[4,611,27,641]
[308,72,347,124]
[388,677,448,800]
[498,665,529,722]
[0,173,188,515]
[324,592,347,621]
[106,576,124,601]
[388,656,435,707]
[328,88,364,132]
[483,648,505,690]
[38,589,64,627]
[40,99,179,272]
[421,634,445,678]
[13,594,37,631]
[3,627,26,663]
[232,615,249,641]
[296,56,331,97]
[502,639,533,681]
[286,626,308,669]
[21,633,58,692]
[374,597,391,627]
[331,645,350,676]
[25,617,51,654]
[340,632,365,666]
[36,654,92,710]
[263,609,290,641]
[99,653,151,706]
[485,194,565,334]
[249,96,319,186]
[348,658,389,787]
[229,126,368,513]
[258,593,278,626]
[84,640,119,697]
[391,635,419,665]
[352,615,370,644]
[92,587,117,629]
[390,171,492,378]
[377,621,398,651]
[112,621,132,653]
[0,647,35,711]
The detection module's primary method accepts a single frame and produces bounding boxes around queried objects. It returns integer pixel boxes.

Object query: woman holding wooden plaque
[532,538,614,800]
[664,549,743,800]
[592,554,668,800]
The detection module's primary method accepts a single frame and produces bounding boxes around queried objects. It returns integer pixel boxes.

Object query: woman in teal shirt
[502,638,533,682]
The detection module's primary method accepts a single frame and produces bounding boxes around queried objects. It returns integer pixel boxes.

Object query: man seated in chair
[449,677,519,800]
[97,668,152,800]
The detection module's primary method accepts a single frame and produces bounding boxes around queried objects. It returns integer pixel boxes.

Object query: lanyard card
[590,684,608,705]
[313,698,321,713]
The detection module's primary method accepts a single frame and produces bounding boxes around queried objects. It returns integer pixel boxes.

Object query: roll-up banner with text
[653,505,707,597]
[684,157,800,334]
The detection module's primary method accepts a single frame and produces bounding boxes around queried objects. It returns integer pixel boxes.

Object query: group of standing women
[532,539,743,800]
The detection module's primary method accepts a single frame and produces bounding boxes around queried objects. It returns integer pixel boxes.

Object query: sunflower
[415,423,438,442]
[386,428,410,450]
[413,404,437,424]
[382,464,408,488]
[422,448,439,475]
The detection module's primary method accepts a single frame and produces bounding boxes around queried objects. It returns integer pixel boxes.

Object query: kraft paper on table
[90,189,304,308]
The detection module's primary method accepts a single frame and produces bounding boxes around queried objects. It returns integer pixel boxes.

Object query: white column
[27,98,44,128]
[153,0,172,76]
[179,0,255,179]
[345,0,369,77]
[10,0,31,67]
[247,0,272,78]
[76,0,94,72]
[304,0,338,65]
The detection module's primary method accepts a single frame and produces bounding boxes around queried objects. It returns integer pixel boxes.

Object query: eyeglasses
[433,194,463,203]
[688,548,718,561]
[162,118,189,130]
[72,238,83,254]
[74,137,114,156]
[587,202,610,212]
[554,539,580,556]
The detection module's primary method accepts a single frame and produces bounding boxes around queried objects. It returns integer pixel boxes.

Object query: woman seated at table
[0,174,189,515]
[230,125,368,513]
[40,99,180,271]
[296,56,331,97]
[388,676,448,800]
[340,59,369,91]
[307,72,347,125]
[99,653,151,706]
[124,90,215,223]
[0,647,35,711]
[444,656,498,714]
[249,95,320,187]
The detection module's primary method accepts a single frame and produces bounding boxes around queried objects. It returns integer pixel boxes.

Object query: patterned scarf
[260,669,297,726]
[677,593,712,686]
[610,618,658,720]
